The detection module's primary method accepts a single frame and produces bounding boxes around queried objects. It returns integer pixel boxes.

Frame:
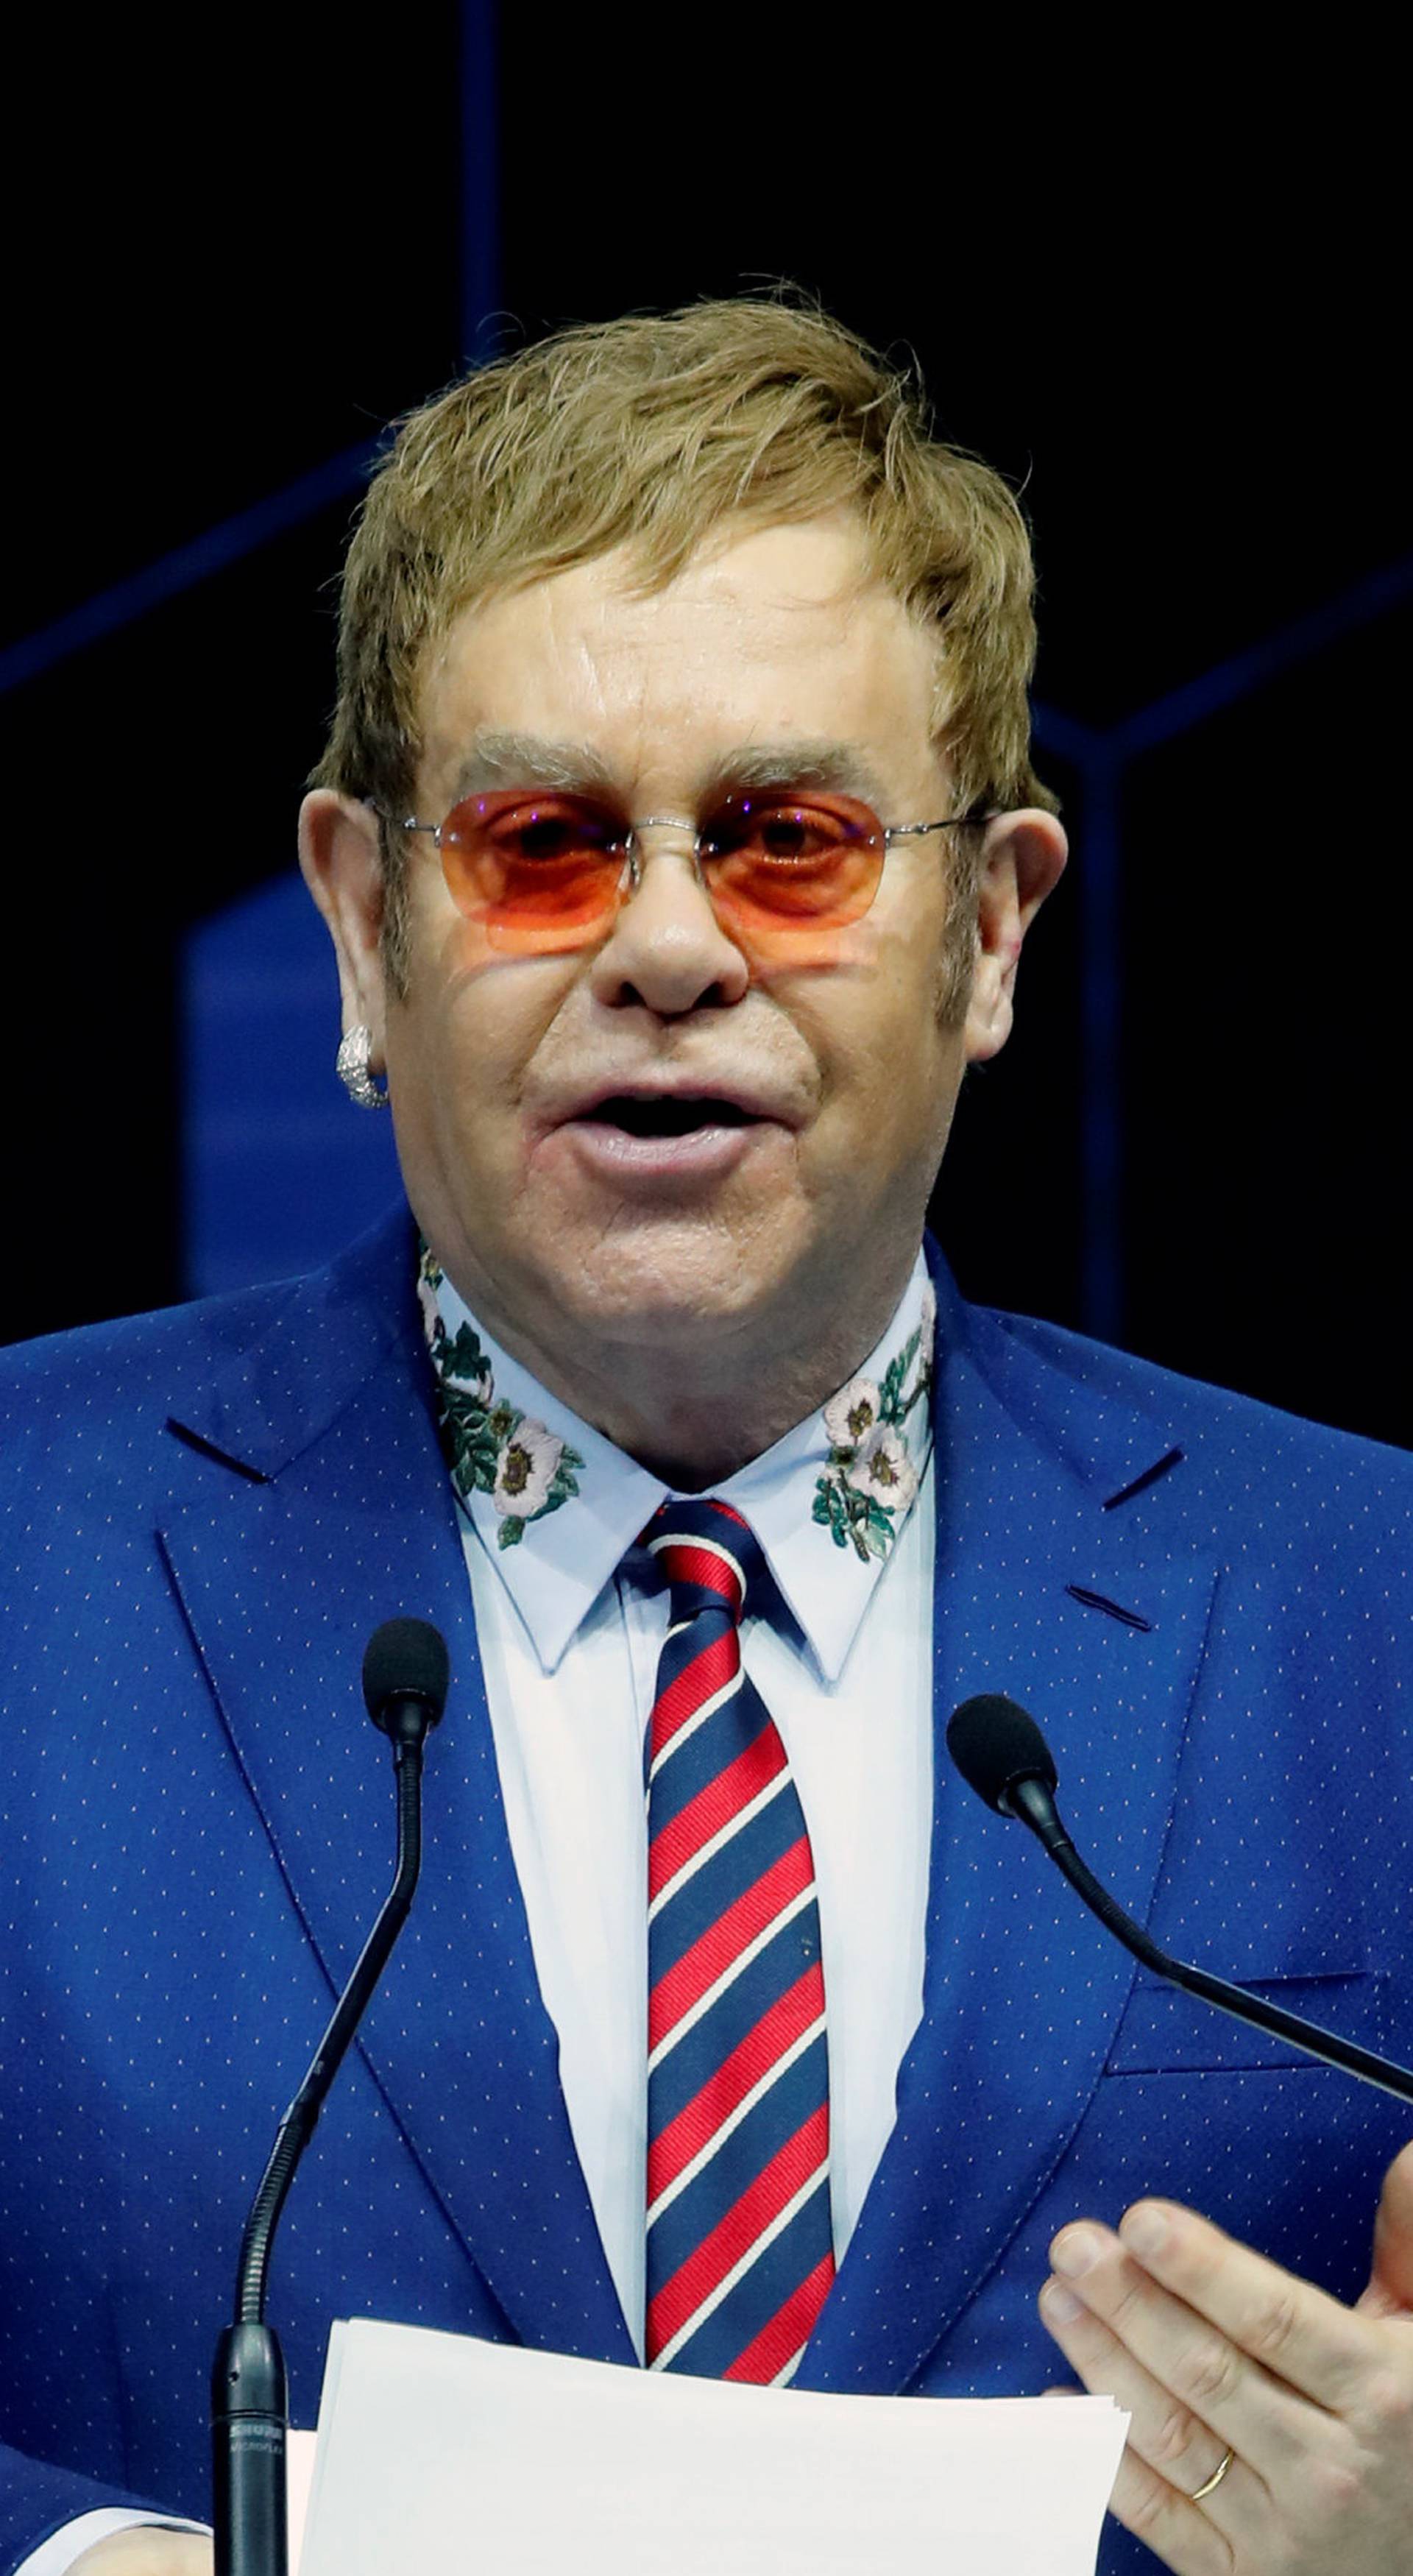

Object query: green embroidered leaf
[497,1515,526,1550]
[440,1322,489,1388]
[879,1328,921,1424]
[439,1397,500,1490]
[820,1476,856,1547]
[546,1456,584,1509]
[440,1386,486,1434]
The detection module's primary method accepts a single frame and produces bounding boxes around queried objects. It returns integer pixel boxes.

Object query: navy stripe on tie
[647,1677,776,1838]
[648,1786,804,1981]
[663,2182,834,2382]
[648,1901,824,2129]
[647,2028,830,2279]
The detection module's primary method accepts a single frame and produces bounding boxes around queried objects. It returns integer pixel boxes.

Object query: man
[2,298,1412,2576]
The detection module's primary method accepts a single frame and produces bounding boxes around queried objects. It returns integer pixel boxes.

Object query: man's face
[308,516,1059,1392]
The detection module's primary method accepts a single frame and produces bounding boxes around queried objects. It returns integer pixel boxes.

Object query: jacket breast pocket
[1105,1967,1390,2077]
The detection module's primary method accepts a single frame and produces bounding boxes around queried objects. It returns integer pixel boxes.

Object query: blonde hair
[314,295,1057,980]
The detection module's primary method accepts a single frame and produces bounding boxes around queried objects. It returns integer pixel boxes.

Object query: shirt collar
[418,1246,935,1682]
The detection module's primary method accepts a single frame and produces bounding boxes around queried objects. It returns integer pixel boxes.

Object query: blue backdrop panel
[182,873,403,1298]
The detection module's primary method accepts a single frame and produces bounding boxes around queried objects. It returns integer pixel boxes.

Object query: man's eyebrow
[698,741,892,809]
[443,733,894,810]
[445,734,620,799]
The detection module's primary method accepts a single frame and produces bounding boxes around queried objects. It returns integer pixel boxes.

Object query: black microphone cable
[946,1692,1413,2110]
[210,1618,450,2576]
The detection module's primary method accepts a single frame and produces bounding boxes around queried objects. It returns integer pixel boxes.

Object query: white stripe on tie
[646,2012,827,2226]
[648,1528,746,1595]
[646,1768,791,1924]
[646,1883,817,2072]
[647,2168,830,2372]
[648,1669,744,1780]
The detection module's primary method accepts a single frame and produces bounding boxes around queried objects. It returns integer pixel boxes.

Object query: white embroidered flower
[904,1282,938,1401]
[844,1423,919,1513]
[492,1418,564,1518]
[824,1375,882,1451]
[416,1259,442,1343]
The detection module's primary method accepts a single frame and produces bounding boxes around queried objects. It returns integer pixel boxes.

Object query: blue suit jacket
[2,1206,1412,2575]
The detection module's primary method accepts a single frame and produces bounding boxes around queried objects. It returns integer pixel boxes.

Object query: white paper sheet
[287,2427,316,2575]
[300,2318,1128,2576]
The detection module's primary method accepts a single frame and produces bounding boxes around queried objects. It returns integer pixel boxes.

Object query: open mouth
[587,1095,758,1137]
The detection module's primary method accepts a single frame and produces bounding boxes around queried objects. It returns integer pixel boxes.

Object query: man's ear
[964,809,1068,1064]
[298,792,390,1062]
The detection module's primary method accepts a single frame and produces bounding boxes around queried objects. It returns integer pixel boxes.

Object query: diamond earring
[336,1025,390,1110]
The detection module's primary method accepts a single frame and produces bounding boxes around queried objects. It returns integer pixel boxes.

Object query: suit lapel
[157,1225,633,2365]
[799,1273,1217,2392]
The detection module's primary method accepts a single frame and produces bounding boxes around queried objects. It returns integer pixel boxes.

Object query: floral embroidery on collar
[812,1282,935,1563]
[419,1239,933,1573]
[418,1245,585,1549]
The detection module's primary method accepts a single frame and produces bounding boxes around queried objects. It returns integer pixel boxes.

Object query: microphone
[946,1692,1413,2109]
[210,1618,450,2576]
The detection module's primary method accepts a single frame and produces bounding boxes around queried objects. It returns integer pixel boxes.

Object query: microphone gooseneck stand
[946,1691,1413,2111]
[211,1618,450,2576]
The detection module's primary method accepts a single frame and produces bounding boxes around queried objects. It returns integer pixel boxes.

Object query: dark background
[4,15,1409,1446]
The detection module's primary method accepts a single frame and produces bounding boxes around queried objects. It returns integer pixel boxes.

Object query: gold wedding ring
[1189,2445,1236,2502]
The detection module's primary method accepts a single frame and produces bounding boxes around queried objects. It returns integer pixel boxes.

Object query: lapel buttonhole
[1065,1582,1154,1633]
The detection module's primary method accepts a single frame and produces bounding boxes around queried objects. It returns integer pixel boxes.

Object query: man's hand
[72,2536,211,2572]
[1038,2139,1413,2573]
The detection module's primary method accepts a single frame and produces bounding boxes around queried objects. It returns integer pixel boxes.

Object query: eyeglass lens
[435,790,888,958]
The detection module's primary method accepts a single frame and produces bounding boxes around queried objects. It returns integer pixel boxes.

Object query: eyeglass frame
[364,791,996,921]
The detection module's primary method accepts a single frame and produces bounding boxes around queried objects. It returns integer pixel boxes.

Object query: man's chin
[551,1264,794,1348]
[520,1222,812,1354]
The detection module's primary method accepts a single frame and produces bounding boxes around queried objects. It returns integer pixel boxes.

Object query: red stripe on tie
[646,2103,829,2360]
[721,2251,835,2383]
[649,1837,813,2047]
[648,1962,824,2202]
[648,1727,786,1905]
[654,1538,743,1610]
[649,1630,738,1761]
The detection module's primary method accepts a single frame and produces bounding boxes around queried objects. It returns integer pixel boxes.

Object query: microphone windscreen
[362,1618,451,1728]
[946,1694,1058,1813]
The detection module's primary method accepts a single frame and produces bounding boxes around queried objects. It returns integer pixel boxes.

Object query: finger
[1041,2274,1265,2529]
[1049,2221,1328,2482]
[1361,2136,1413,2317]
[1116,2198,1391,2413]
[1103,2441,1236,2576]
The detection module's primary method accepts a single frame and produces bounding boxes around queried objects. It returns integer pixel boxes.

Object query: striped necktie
[642,1497,835,2382]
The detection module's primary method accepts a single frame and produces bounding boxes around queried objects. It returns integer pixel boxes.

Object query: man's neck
[436,1255,926,1488]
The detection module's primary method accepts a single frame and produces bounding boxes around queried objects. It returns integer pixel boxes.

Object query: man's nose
[587,826,751,1016]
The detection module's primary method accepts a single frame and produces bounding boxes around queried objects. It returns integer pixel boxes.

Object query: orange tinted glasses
[380,789,982,960]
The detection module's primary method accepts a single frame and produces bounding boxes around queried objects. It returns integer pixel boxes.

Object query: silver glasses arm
[882,815,994,844]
